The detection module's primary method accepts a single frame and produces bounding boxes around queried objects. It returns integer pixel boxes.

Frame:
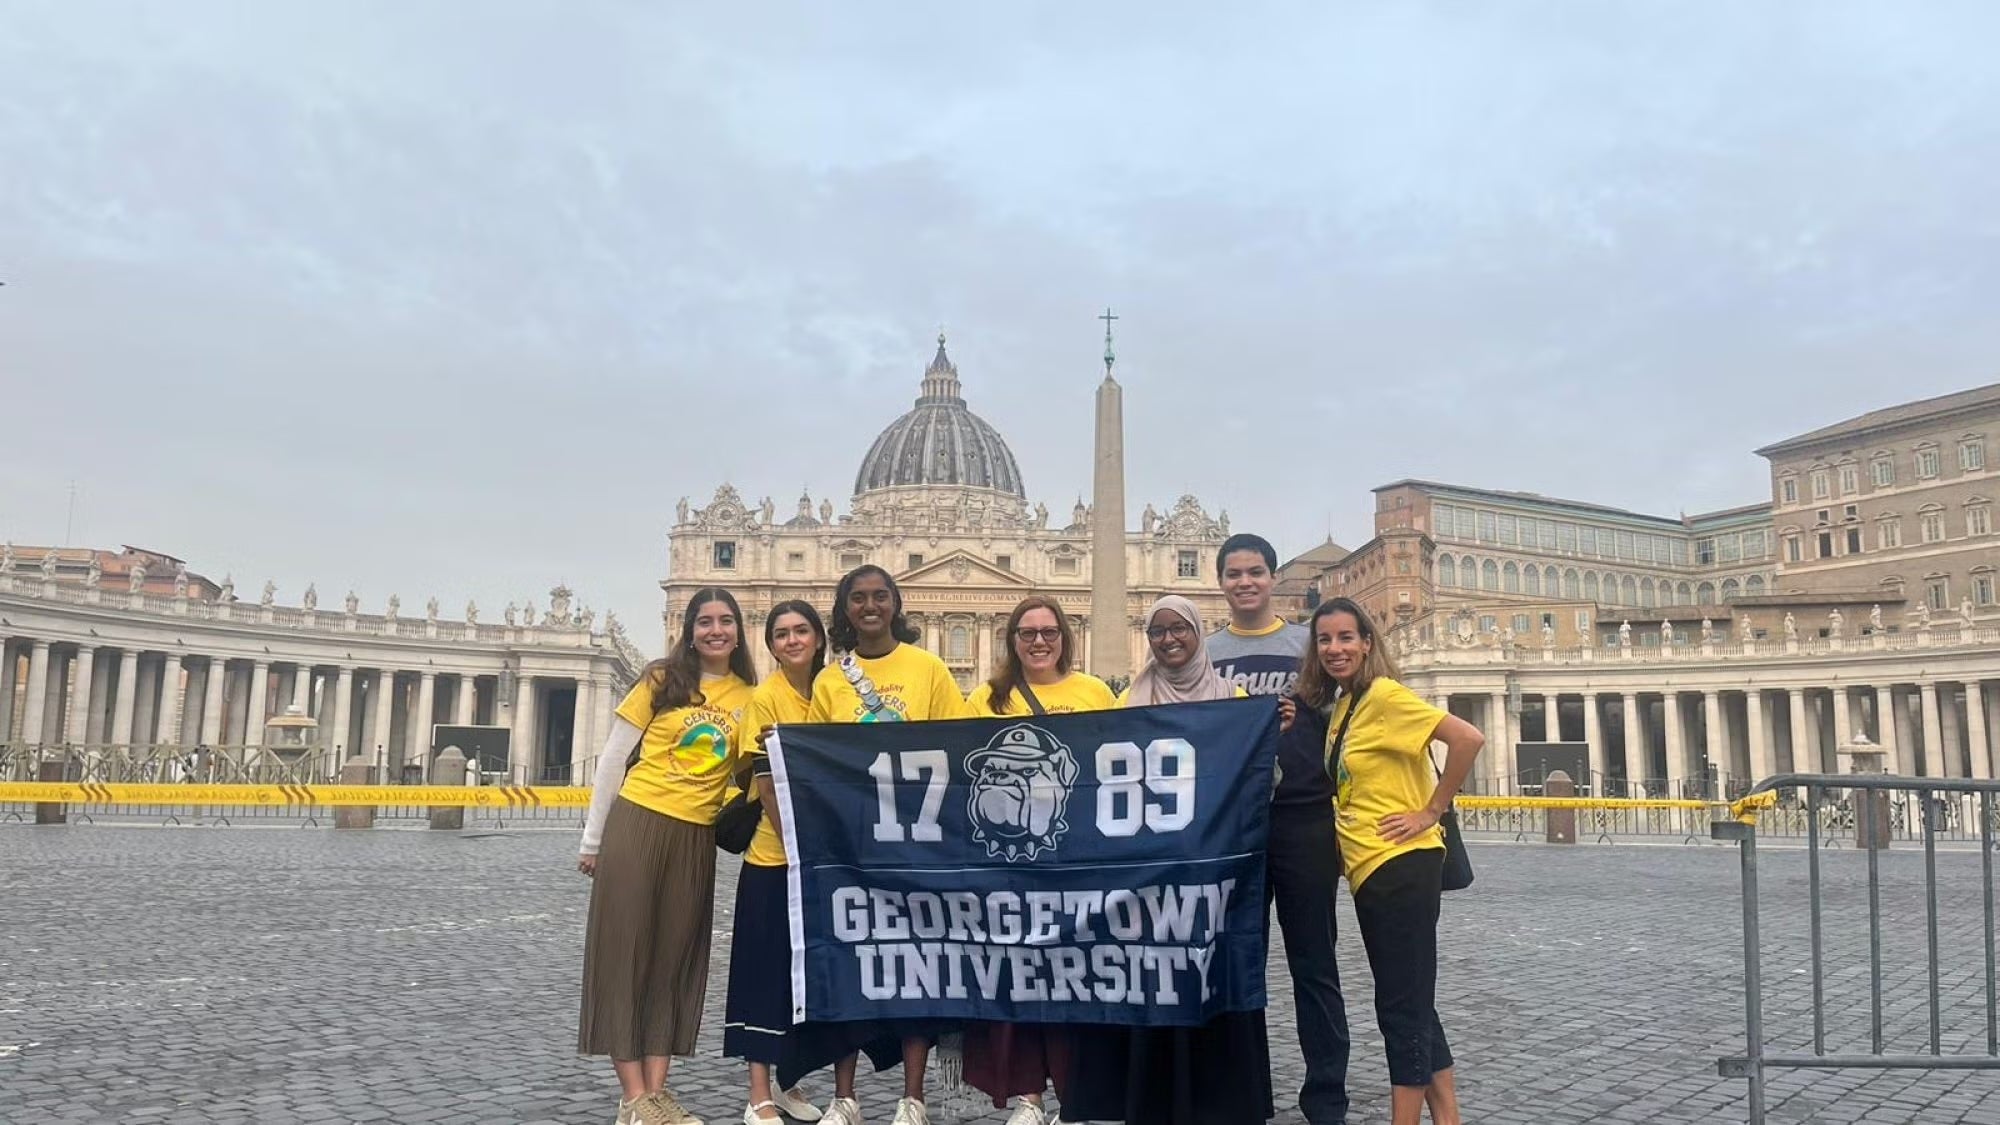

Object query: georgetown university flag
[768,696,1276,1027]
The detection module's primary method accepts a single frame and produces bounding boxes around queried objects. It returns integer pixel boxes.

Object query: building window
[1539,520,1558,549]
[1783,535,1802,563]
[1845,527,1862,554]
[1541,612,1555,630]
[1781,477,1799,504]
[1523,565,1542,596]
[1558,524,1577,552]
[1810,469,1831,500]
[1502,562,1520,593]
[1437,554,1456,587]
[1920,507,1946,543]
[1877,519,1902,549]
[1511,613,1531,633]
[1477,511,1497,542]
[1478,615,1497,633]
[994,555,1011,571]
[947,625,971,661]
[1871,457,1894,487]
[1697,581,1716,604]
[1927,578,1948,611]
[1975,572,1995,607]
[1962,439,1986,472]
[907,553,925,570]
[713,541,737,569]
[786,551,805,572]
[1916,447,1941,479]
[1721,578,1740,602]
[1482,559,1499,590]
[1574,609,1591,632]
[1563,569,1580,598]
[1839,464,1859,495]
[1176,550,1199,579]
[1695,537,1716,565]
[1746,574,1766,595]
[839,551,864,570]
[1498,515,1518,545]
[1053,556,1079,577]
[1584,572,1600,601]
[1970,504,1992,537]
[1460,556,1477,588]
[1817,531,1834,558]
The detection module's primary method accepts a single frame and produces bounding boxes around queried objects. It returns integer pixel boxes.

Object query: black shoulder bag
[1017,682,1048,716]
[713,767,763,855]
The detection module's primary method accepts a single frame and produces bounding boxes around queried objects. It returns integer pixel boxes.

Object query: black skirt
[1059,1010,1274,1125]
[723,861,796,1066]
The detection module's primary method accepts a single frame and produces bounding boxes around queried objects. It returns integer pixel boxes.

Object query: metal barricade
[1714,773,2000,1123]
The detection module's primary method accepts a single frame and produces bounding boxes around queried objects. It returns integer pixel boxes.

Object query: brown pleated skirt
[578,797,718,1059]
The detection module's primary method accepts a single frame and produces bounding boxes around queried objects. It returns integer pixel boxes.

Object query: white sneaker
[745,1100,783,1125]
[617,1097,640,1125]
[823,1096,863,1125]
[889,1098,929,1125]
[775,1086,824,1121]
[632,1091,705,1125]
[1004,1101,1047,1125]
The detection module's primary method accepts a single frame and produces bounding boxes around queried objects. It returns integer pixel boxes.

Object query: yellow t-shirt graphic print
[1326,676,1448,892]
[807,644,965,724]
[615,672,753,826]
[966,672,1116,717]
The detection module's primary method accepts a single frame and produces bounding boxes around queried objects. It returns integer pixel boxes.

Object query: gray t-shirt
[1208,620,1332,805]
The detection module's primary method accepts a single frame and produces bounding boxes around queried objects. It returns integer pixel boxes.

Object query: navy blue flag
[769,696,1276,1027]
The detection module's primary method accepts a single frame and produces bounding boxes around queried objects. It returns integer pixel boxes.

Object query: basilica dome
[853,336,1026,499]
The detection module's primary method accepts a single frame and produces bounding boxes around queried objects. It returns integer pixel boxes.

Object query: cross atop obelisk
[1099,307,1118,377]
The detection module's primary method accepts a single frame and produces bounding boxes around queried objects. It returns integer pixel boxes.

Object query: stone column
[1920,681,1946,777]
[330,667,355,760]
[975,615,994,682]
[570,678,592,785]
[291,664,312,713]
[1786,688,1810,776]
[132,656,160,745]
[1486,690,1513,791]
[410,672,437,777]
[1873,685,1904,774]
[1663,693,1686,793]
[1582,692,1604,792]
[371,671,397,775]
[41,649,69,743]
[156,656,184,747]
[200,659,228,745]
[111,649,140,746]
[1966,682,1992,781]
[1702,691,1723,787]
[1089,364,1131,680]
[1941,686,1966,779]
[510,675,539,782]
[1746,689,1774,783]
[1831,686,1853,757]
[0,638,16,744]
[454,676,477,726]
[19,640,52,745]
[1621,693,1642,789]
[68,647,98,747]
[245,661,271,747]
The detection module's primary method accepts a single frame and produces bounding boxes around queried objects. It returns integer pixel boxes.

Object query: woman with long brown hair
[1295,597,1482,1125]
[959,594,1113,1125]
[576,587,758,1125]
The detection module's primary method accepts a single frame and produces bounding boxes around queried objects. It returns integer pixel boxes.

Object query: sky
[3,2,1998,653]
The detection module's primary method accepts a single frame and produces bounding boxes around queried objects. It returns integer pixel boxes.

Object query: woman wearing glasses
[1066,594,1275,1125]
[790,565,967,1125]
[960,594,1114,1125]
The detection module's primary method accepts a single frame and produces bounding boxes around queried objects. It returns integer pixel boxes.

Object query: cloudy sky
[4,2,1997,651]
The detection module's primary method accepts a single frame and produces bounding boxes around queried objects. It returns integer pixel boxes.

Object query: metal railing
[1715,773,2000,1124]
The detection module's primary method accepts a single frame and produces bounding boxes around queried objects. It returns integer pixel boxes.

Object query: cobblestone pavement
[5,826,2000,1125]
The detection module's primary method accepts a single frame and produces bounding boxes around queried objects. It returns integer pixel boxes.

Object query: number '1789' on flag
[768,695,1276,1028]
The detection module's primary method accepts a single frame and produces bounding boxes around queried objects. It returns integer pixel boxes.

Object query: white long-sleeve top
[578,717,644,856]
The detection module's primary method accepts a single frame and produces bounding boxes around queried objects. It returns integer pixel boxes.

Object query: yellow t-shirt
[615,671,754,826]
[1326,676,1446,892]
[807,644,966,723]
[1114,684,1249,707]
[741,673,814,868]
[966,672,1116,717]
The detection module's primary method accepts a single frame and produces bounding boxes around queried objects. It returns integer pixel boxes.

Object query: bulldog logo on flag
[965,723,1079,862]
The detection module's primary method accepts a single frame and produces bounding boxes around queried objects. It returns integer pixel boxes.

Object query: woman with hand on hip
[960,594,1114,1125]
[787,565,966,1125]
[576,588,757,1125]
[726,600,834,1125]
[1296,597,1483,1125]
[1065,594,1276,1125]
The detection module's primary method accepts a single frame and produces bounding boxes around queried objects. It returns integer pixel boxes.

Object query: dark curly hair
[828,564,919,653]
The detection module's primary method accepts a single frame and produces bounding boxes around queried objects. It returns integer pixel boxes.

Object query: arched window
[1503,562,1520,593]
[1524,565,1543,596]
[1563,568,1580,598]
[1621,576,1638,605]
[947,625,971,660]
[1460,556,1477,588]
[1482,559,1499,591]
[1641,578,1656,607]
[1437,553,1456,587]
[1746,574,1766,595]
[1584,572,1601,602]
[1720,578,1740,602]
[1697,581,1716,605]
[1678,582,1693,604]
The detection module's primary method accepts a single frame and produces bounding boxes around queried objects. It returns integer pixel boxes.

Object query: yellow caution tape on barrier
[0,782,590,808]
[1456,795,1713,811]
[1727,791,1779,823]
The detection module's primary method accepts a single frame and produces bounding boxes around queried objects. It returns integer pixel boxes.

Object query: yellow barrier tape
[0,782,590,808]
[1727,791,1779,823]
[1456,795,1713,811]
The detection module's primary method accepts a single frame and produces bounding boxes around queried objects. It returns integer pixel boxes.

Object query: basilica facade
[662,336,1233,688]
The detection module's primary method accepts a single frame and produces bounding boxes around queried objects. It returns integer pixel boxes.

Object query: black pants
[1265,803,1350,1123]
[1351,847,1455,1088]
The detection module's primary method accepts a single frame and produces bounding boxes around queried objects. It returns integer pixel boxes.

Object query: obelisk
[1090,308,1131,680]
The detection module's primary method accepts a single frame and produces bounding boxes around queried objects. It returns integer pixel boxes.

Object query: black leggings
[1351,847,1455,1088]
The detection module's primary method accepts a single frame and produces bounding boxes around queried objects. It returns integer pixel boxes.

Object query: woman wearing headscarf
[1062,595,1276,1125]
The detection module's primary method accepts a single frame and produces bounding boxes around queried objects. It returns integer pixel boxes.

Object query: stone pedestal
[34,759,68,825]
[429,748,466,831]
[333,757,376,830]
[1837,736,1892,851]
[1545,770,1577,845]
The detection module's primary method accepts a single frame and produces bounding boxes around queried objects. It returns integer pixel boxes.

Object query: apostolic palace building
[3,320,1997,799]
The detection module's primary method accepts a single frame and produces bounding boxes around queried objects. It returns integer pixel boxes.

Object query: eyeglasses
[1145,622,1196,642]
[1013,627,1063,644]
